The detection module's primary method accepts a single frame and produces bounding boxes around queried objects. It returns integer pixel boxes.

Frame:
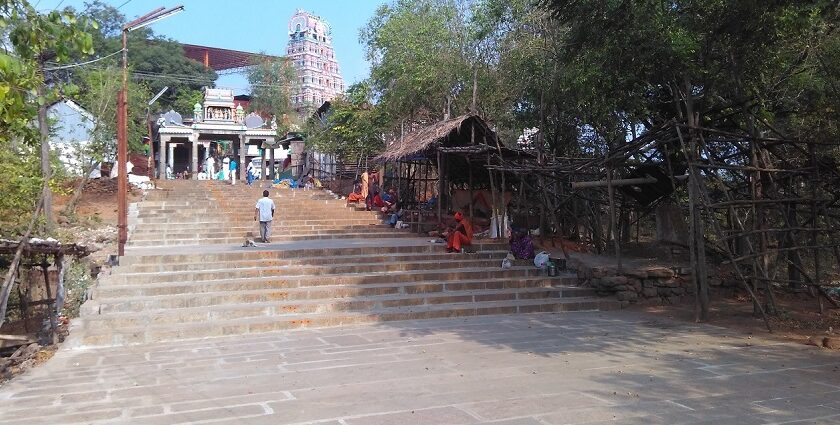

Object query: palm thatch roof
[377,114,497,161]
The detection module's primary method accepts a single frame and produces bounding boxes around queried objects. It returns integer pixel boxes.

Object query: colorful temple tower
[287,9,345,110]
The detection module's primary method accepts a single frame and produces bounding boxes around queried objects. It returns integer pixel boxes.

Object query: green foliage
[76,1,217,112]
[361,0,473,122]
[170,88,204,118]
[306,82,388,157]
[0,0,96,230]
[537,0,840,142]
[0,0,95,146]
[76,66,151,155]
[0,145,42,229]
[62,258,94,319]
[247,57,299,134]
[361,0,840,159]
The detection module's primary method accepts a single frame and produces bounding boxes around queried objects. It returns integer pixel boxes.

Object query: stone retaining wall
[568,257,739,306]
[567,258,694,306]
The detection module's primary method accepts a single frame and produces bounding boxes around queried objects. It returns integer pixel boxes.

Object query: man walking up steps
[254,190,276,243]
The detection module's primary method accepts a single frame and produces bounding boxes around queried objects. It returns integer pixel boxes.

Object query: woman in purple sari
[510,229,535,259]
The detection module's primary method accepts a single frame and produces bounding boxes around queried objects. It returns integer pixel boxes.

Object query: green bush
[62,259,94,319]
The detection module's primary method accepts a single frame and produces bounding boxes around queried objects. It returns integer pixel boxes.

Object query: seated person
[387,206,404,227]
[428,211,456,238]
[346,180,365,204]
[304,176,316,189]
[510,229,535,259]
[445,212,473,253]
[369,190,386,209]
[380,188,398,213]
[420,196,437,210]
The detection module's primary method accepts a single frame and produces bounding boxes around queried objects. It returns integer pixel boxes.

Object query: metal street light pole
[117,5,184,257]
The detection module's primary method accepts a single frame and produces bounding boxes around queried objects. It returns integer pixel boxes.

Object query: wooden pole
[0,196,44,329]
[679,125,771,329]
[37,83,53,230]
[469,126,476,220]
[436,151,443,222]
[493,130,507,239]
[41,259,57,344]
[486,147,499,238]
[607,162,622,271]
[810,143,823,313]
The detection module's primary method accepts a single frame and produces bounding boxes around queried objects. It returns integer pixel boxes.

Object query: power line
[116,0,133,9]
[57,62,296,90]
[43,49,123,71]
[46,59,302,92]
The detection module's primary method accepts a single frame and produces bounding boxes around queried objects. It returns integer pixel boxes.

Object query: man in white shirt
[205,155,215,179]
[254,190,276,243]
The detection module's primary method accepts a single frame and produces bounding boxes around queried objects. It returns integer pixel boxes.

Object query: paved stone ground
[2,311,840,425]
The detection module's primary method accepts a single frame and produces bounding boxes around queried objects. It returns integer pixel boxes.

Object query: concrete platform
[2,312,839,424]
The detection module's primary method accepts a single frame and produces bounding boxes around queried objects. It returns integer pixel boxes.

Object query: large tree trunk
[37,85,53,230]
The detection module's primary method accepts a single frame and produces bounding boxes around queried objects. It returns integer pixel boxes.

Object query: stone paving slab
[1,311,840,424]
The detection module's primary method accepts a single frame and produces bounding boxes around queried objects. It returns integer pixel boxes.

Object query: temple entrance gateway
[157,88,280,180]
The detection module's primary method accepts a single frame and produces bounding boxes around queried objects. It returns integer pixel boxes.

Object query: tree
[361,0,474,124]
[76,66,151,154]
[1,0,95,229]
[306,82,388,158]
[75,1,217,113]
[247,56,299,135]
[61,65,150,214]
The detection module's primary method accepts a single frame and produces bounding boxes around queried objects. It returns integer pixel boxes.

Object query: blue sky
[36,0,386,94]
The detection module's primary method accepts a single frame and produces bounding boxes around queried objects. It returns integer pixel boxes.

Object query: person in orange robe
[446,212,473,253]
[346,180,365,204]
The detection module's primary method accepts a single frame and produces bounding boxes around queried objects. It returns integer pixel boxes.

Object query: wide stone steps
[128,226,405,240]
[91,286,584,321]
[71,181,616,349]
[127,231,411,246]
[139,206,351,212]
[118,251,507,273]
[99,263,544,287]
[73,297,616,347]
[93,274,570,299]
[139,212,374,220]
[131,222,397,233]
[102,258,514,285]
[95,279,591,313]
[134,217,383,226]
[118,241,507,263]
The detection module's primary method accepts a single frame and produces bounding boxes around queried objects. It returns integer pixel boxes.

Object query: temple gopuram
[157,88,284,180]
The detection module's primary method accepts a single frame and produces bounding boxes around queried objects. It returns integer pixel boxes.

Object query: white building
[47,99,111,176]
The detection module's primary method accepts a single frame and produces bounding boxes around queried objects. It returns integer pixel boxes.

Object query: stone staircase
[129,183,405,246]
[71,181,617,348]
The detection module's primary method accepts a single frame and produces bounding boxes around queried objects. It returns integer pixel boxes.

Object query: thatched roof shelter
[377,114,498,162]
[377,113,533,192]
